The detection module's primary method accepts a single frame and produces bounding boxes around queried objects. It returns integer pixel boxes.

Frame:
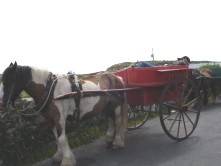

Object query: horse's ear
[9,61,17,71]
[12,61,17,70]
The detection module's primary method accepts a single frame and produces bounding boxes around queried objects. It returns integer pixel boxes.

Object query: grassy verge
[20,121,106,166]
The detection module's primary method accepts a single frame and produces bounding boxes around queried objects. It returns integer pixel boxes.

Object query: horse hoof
[52,153,62,163]
[112,144,124,150]
[112,145,119,150]
[60,158,76,166]
[51,158,61,165]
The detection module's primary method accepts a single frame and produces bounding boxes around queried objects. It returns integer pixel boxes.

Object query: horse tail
[104,73,128,134]
[106,73,128,132]
[114,74,128,134]
[102,73,124,89]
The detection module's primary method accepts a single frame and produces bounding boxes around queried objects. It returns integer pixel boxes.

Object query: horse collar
[34,72,58,113]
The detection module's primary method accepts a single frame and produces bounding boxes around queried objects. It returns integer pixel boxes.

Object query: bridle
[6,71,82,119]
[6,72,58,116]
[5,73,18,111]
[6,82,16,111]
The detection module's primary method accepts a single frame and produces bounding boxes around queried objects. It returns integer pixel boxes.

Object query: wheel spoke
[183,86,193,104]
[183,111,194,126]
[162,103,180,110]
[168,112,180,133]
[163,109,177,121]
[181,112,188,136]
[127,105,150,130]
[177,112,182,138]
[159,76,200,141]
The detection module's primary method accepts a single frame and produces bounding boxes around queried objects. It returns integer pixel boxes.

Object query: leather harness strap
[34,72,58,112]
[68,72,82,128]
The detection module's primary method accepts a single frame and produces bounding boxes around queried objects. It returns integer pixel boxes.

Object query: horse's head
[0,62,25,109]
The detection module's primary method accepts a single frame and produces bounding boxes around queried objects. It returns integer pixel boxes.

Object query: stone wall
[0,100,55,166]
[0,99,105,166]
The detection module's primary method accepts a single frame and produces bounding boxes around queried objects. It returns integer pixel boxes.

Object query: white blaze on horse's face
[80,80,101,118]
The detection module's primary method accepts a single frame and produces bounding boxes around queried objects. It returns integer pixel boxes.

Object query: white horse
[0,62,128,166]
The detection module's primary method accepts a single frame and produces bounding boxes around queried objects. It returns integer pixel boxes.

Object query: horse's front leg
[52,116,76,166]
[58,132,76,166]
[52,126,63,162]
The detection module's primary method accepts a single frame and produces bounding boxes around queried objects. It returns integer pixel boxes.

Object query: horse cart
[113,65,201,141]
[0,62,202,166]
[54,64,201,141]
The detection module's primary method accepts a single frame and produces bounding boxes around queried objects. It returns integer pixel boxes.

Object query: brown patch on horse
[26,80,62,136]
[82,73,124,89]
[81,93,123,120]
[79,79,86,84]
[80,96,109,120]
[42,102,62,136]
[80,73,125,120]
[25,81,45,103]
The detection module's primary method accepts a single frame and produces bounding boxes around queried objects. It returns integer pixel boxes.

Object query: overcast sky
[0,0,221,74]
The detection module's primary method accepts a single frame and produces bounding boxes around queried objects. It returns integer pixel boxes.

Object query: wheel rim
[159,77,201,141]
[127,105,150,130]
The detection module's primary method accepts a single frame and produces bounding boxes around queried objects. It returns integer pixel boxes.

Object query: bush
[199,63,221,70]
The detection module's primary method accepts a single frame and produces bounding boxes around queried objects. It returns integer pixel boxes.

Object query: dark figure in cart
[173,56,191,65]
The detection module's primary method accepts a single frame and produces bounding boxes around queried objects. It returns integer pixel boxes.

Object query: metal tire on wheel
[159,76,201,141]
[127,105,151,130]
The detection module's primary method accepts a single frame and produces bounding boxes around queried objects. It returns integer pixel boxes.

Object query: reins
[7,72,58,116]
[33,72,58,113]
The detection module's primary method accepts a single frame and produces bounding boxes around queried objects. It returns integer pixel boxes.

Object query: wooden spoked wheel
[127,105,152,130]
[159,77,201,141]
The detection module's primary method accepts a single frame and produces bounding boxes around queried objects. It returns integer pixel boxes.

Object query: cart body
[114,65,189,105]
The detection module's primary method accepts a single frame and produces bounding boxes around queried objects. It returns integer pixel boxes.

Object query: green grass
[20,121,106,166]
[68,123,106,148]
[20,91,30,98]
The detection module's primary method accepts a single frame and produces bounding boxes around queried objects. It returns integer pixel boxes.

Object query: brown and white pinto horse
[0,62,128,166]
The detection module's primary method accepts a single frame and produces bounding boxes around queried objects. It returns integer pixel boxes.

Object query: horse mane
[14,65,33,85]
